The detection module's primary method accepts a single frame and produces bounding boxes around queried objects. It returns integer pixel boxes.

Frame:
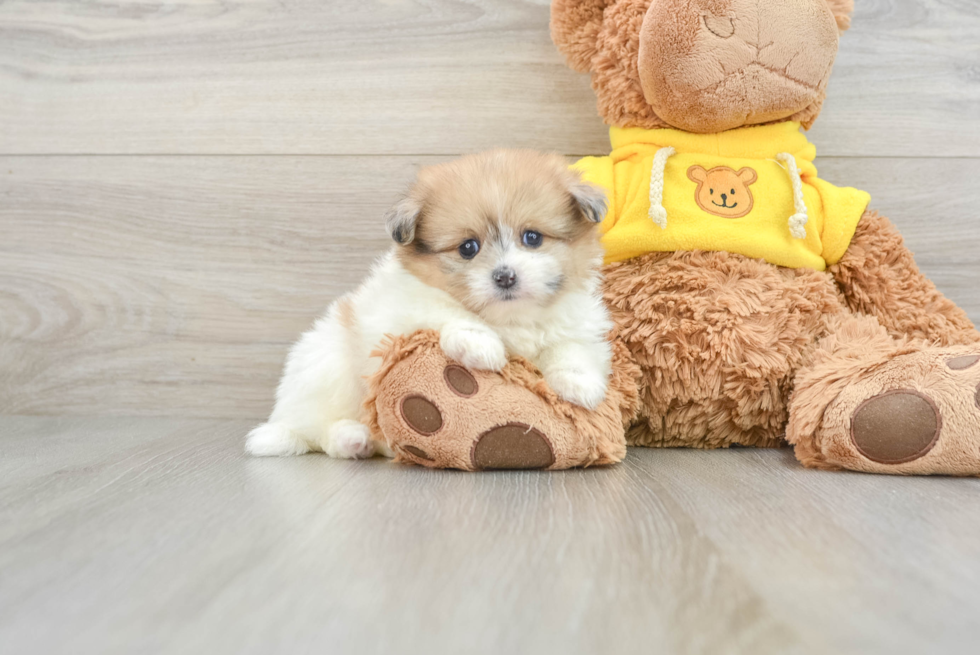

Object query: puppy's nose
[492,267,517,290]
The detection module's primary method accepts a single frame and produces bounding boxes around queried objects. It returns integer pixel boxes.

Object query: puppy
[246,150,613,458]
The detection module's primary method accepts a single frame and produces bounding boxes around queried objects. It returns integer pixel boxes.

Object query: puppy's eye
[522,230,543,248]
[458,239,480,260]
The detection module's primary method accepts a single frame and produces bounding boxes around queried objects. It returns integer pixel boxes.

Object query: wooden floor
[2,1,980,652]
[3,415,980,655]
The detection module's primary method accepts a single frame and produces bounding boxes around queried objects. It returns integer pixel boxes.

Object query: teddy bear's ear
[687,166,707,184]
[384,196,423,245]
[824,0,855,33]
[737,167,758,186]
[550,0,614,73]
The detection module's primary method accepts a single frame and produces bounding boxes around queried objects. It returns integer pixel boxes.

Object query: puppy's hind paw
[545,369,609,411]
[246,423,311,457]
[325,420,376,459]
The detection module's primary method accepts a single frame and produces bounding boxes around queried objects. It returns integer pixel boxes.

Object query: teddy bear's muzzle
[637,0,841,133]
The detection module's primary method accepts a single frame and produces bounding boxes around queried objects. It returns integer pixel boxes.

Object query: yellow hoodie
[573,122,871,271]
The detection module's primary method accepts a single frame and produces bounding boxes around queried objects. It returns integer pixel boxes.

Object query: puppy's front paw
[440,325,507,372]
[545,368,609,410]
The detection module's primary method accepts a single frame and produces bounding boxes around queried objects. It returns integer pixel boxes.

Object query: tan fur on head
[387,150,607,320]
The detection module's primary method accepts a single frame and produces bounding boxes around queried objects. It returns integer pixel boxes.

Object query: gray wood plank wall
[2,0,979,419]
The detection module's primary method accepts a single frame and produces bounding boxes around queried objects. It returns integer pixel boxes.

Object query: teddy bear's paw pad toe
[444,365,478,397]
[401,444,435,462]
[400,395,443,435]
[472,423,555,470]
[850,390,941,464]
[947,355,980,370]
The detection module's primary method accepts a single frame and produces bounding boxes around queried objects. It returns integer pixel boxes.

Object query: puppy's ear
[570,181,608,223]
[384,196,422,245]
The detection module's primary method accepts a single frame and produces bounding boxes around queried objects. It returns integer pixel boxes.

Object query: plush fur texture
[788,319,980,475]
[365,330,641,470]
[547,0,980,475]
[599,206,980,468]
[637,0,840,133]
[552,0,854,131]
[247,150,616,458]
[603,248,844,448]
[829,211,980,346]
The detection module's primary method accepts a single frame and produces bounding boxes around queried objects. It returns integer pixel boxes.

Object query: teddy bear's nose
[721,193,728,202]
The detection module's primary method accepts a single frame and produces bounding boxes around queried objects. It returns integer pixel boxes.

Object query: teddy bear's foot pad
[472,423,555,470]
[850,390,941,464]
[813,348,980,475]
[400,396,443,435]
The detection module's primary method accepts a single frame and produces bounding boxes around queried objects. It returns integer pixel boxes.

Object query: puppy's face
[385,150,607,321]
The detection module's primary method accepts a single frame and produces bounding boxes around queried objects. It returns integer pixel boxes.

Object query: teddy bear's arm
[829,210,980,346]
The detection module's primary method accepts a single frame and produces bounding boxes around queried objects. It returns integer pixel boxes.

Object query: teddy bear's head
[551,0,854,133]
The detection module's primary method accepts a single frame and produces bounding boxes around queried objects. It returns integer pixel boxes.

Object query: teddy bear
[367,0,980,475]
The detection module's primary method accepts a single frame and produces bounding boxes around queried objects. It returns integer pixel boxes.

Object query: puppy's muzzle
[492,267,517,290]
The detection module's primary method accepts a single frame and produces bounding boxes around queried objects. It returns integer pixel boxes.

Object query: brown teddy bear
[368,0,980,475]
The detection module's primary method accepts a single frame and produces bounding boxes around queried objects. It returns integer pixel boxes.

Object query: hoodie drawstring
[776,152,809,239]
[647,146,675,229]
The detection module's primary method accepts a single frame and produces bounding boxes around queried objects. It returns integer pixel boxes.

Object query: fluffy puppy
[246,150,613,459]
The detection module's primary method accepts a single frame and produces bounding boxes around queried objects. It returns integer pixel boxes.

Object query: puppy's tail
[245,422,311,457]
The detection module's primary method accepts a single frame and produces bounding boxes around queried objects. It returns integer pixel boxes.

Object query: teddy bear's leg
[788,211,980,475]
[787,314,980,475]
[830,210,980,347]
[362,330,639,471]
